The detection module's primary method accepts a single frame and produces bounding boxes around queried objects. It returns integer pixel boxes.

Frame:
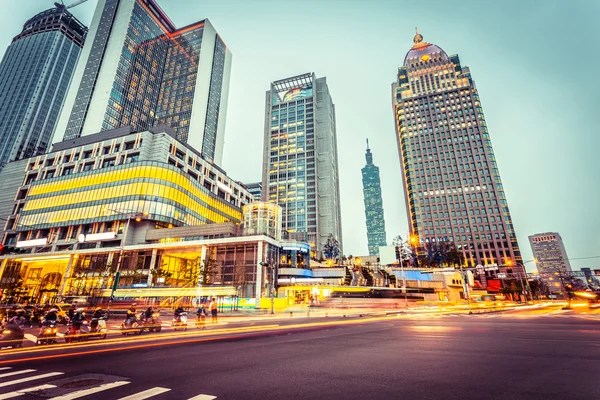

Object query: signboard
[84,232,117,242]
[379,245,397,265]
[16,238,48,248]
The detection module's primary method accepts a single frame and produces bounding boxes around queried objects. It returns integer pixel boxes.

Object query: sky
[0,0,598,271]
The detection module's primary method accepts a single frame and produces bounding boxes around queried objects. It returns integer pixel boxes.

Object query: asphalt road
[0,313,598,400]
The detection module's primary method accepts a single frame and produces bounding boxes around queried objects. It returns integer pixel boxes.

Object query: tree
[198,258,218,286]
[323,234,340,261]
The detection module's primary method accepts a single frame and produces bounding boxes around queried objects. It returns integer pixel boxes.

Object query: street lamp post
[105,209,148,309]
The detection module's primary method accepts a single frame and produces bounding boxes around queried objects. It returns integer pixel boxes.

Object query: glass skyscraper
[361,140,387,256]
[262,73,343,255]
[54,0,231,165]
[0,5,87,171]
[392,31,523,284]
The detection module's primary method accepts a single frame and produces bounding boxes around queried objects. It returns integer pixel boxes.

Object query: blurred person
[209,298,218,323]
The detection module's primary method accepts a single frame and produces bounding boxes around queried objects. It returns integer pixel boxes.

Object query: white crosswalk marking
[187,395,217,400]
[0,372,64,388]
[0,370,36,379]
[0,384,57,399]
[23,334,37,343]
[48,381,130,399]
[118,387,171,400]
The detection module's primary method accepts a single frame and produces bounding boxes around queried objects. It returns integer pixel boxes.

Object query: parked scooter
[36,320,58,345]
[172,312,188,331]
[0,324,24,349]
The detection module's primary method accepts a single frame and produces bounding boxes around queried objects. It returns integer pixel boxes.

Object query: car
[53,304,72,323]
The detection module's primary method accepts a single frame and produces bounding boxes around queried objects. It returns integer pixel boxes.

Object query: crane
[54,0,90,10]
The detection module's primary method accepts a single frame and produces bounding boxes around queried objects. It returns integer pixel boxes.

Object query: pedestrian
[209,298,218,323]
[196,305,207,329]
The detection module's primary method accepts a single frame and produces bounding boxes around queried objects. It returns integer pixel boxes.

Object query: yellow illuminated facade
[19,162,241,229]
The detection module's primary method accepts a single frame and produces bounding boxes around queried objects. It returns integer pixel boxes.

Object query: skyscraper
[361,139,387,256]
[529,232,572,292]
[262,73,342,255]
[392,30,523,282]
[54,0,231,165]
[0,5,87,171]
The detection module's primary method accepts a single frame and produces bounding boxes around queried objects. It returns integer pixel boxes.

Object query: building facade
[0,126,260,304]
[361,140,387,256]
[392,31,523,283]
[1,126,252,250]
[262,73,343,255]
[0,6,87,171]
[529,232,571,292]
[243,182,263,201]
[54,0,231,165]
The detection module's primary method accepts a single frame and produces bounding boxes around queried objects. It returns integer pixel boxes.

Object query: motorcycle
[88,316,108,340]
[0,324,24,349]
[172,312,187,331]
[139,312,162,333]
[120,316,143,336]
[36,321,58,345]
[63,322,89,343]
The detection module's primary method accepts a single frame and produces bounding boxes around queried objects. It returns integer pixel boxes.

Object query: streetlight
[505,259,535,303]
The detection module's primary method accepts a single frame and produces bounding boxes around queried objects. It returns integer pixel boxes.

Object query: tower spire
[365,138,373,165]
[413,27,423,45]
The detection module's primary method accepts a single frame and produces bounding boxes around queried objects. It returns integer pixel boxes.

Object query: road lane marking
[118,387,171,399]
[0,370,35,379]
[0,368,12,371]
[188,395,217,400]
[0,384,57,399]
[23,334,37,344]
[48,380,130,399]
[0,372,64,388]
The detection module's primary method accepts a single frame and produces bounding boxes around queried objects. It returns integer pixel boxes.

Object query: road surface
[0,309,597,399]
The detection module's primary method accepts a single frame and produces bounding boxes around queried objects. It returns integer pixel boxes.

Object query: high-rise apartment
[54,0,231,165]
[529,232,571,292]
[392,31,522,282]
[262,73,342,255]
[0,5,87,171]
[361,139,387,256]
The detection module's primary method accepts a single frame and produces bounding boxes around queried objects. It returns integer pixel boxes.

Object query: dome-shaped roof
[403,29,448,67]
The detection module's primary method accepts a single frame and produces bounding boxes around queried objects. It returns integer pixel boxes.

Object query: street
[0,306,598,399]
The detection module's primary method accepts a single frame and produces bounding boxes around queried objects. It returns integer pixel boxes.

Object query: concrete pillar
[255,241,263,308]
[146,248,158,286]
[58,255,76,297]
[196,245,208,299]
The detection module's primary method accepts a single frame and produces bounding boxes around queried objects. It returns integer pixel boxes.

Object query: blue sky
[1,0,598,271]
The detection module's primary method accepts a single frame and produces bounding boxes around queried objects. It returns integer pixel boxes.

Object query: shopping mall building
[0,126,311,306]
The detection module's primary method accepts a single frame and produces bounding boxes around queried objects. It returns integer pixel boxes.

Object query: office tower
[361,139,387,256]
[262,73,342,255]
[0,5,87,171]
[244,182,263,201]
[55,0,231,165]
[392,30,522,280]
[529,232,572,291]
